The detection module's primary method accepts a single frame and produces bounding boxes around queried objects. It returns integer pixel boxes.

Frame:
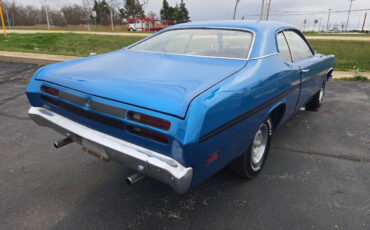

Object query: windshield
[129,29,254,59]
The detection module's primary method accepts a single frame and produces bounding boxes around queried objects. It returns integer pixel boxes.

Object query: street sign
[6,18,10,25]
[92,11,97,18]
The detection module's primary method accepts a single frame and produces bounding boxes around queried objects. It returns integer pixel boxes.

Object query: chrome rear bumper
[28,107,192,194]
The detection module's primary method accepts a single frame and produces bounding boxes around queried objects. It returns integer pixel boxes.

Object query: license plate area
[82,138,109,162]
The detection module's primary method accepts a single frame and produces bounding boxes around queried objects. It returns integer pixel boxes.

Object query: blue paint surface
[26,20,335,190]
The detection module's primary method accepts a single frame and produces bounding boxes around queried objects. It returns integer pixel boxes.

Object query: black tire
[229,117,272,179]
[306,82,325,111]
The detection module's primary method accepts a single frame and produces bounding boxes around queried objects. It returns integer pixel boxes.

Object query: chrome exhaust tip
[53,137,73,149]
[126,173,145,185]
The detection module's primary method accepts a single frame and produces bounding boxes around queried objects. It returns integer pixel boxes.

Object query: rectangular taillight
[126,125,169,144]
[127,111,171,130]
[41,85,59,96]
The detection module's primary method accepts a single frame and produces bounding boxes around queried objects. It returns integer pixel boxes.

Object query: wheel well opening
[327,69,333,80]
[270,104,286,131]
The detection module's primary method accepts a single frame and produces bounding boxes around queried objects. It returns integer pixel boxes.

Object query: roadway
[0,62,369,230]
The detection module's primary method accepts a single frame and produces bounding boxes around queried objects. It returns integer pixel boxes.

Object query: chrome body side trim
[58,91,127,118]
[28,106,193,194]
[250,53,279,60]
[125,49,249,61]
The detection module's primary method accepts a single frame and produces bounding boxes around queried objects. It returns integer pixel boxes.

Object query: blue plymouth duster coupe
[26,21,335,193]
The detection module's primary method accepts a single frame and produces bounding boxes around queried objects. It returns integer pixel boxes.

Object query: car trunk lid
[36,49,246,118]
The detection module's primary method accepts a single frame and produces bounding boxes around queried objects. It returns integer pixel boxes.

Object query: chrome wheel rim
[251,123,268,170]
[319,87,324,104]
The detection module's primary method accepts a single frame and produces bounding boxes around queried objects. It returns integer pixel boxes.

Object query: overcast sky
[11,0,370,30]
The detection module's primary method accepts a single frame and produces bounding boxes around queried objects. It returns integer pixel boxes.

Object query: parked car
[26,21,335,194]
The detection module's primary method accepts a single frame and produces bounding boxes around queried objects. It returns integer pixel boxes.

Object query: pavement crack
[0,78,28,85]
[0,93,25,105]
[272,145,370,163]
[0,112,30,121]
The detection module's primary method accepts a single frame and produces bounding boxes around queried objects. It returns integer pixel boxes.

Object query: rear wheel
[306,82,325,111]
[230,117,272,179]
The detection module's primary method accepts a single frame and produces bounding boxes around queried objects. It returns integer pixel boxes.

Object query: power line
[242,8,370,17]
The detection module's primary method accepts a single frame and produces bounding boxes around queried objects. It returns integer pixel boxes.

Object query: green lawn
[308,39,370,72]
[0,33,143,57]
[334,75,370,82]
[0,33,369,72]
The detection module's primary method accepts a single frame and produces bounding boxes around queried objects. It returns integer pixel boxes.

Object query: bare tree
[61,5,85,25]
[147,11,157,19]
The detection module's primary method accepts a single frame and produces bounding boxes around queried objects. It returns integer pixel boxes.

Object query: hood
[36,49,246,118]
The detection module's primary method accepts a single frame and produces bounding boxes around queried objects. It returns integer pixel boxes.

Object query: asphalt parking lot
[0,61,369,230]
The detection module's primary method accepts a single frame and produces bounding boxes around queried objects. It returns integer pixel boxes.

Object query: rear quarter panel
[183,55,302,187]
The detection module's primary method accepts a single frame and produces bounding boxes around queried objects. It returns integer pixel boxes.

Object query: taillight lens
[127,125,169,144]
[127,111,171,130]
[41,85,59,96]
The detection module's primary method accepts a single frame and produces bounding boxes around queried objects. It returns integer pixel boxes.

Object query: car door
[276,32,301,117]
[283,30,322,108]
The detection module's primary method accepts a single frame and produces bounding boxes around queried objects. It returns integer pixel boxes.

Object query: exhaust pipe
[54,137,73,149]
[126,173,145,185]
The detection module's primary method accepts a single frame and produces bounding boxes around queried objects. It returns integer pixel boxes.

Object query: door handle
[301,69,310,74]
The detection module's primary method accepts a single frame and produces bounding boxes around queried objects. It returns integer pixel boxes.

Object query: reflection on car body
[26,20,335,193]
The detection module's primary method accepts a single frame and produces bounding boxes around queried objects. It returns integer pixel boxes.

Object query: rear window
[129,29,254,59]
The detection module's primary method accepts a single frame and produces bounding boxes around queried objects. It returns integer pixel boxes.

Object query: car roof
[168,20,298,58]
[171,20,296,33]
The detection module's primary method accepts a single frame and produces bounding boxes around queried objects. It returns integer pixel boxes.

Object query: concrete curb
[0,50,369,79]
[332,71,370,79]
[0,51,77,65]
[1,29,151,37]
[305,36,370,41]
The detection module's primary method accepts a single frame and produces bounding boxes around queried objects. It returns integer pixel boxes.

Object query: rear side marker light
[41,85,59,96]
[127,125,169,144]
[206,151,219,164]
[127,111,171,130]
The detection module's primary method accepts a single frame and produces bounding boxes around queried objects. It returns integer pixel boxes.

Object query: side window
[284,31,313,61]
[277,32,292,62]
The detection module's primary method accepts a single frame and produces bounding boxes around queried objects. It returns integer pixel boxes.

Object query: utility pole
[82,0,90,32]
[233,0,240,20]
[259,0,265,21]
[266,0,272,21]
[345,0,355,31]
[104,1,114,31]
[0,0,7,37]
[11,0,14,26]
[110,7,113,31]
[44,0,50,29]
[362,13,367,32]
[303,19,307,32]
[4,4,9,29]
[326,9,332,32]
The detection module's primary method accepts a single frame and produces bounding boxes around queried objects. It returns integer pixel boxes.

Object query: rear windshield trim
[126,27,256,61]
